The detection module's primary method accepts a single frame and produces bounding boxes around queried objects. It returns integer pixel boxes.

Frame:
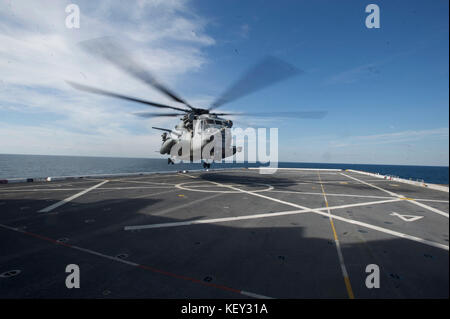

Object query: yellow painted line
[178,194,185,197]
[344,277,354,299]
[318,172,355,299]
[400,197,413,200]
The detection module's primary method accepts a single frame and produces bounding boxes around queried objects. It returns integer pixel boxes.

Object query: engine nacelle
[160,138,176,154]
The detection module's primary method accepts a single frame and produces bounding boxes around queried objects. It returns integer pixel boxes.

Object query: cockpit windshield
[204,119,223,129]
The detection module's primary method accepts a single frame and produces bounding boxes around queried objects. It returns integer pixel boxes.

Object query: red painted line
[1,224,244,296]
[137,264,241,294]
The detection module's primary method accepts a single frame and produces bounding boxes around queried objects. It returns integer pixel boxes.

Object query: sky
[0,0,448,166]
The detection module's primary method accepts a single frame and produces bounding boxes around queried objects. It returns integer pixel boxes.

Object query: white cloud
[0,122,162,157]
[331,127,449,148]
[239,24,250,39]
[0,0,215,157]
[325,63,380,85]
[277,127,449,166]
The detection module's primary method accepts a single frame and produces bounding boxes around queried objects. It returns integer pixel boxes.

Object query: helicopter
[67,38,326,169]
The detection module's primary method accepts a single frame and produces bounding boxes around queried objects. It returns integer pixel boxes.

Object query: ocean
[0,154,448,185]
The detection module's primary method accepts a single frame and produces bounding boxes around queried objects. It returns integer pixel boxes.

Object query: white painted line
[265,190,449,203]
[341,173,449,218]
[414,198,449,203]
[98,186,174,189]
[0,188,88,192]
[404,199,449,218]
[390,212,424,222]
[37,180,109,213]
[125,198,402,230]
[71,245,140,267]
[124,176,448,250]
[0,223,270,299]
[208,181,449,251]
[314,209,449,251]
[248,168,342,172]
[268,190,395,200]
[148,192,225,217]
[132,189,179,199]
[341,173,400,197]
[113,180,176,186]
[347,169,449,193]
[240,290,273,299]
[180,173,198,179]
[412,198,449,204]
[0,186,175,193]
[125,209,309,230]
[175,181,274,194]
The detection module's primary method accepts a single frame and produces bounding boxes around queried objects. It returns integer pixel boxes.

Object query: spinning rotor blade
[209,56,302,111]
[213,111,327,119]
[79,37,195,110]
[66,81,189,112]
[152,127,182,136]
[133,112,185,118]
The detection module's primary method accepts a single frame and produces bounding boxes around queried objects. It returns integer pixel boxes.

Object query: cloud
[325,63,381,85]
[239,24,250,39]
[0,0,215,157]
[0,121,163,157]
[277,127,449,165]
[330,127,449,148]
[324,50,418,85]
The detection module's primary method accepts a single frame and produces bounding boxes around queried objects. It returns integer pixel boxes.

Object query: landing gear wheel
[202,162,211,169]
[168,158,174,165]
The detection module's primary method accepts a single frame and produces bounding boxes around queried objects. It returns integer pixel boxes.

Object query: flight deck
[0,168,448,298]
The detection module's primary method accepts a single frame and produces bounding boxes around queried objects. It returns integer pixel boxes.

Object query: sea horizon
[0,153,448,184]
[0,153,448,168]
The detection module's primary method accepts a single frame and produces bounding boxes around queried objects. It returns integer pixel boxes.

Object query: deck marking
[266,190,449,203]
[0,186,179,193]
[0,223,271,299]
[312,210,449,251]
[113,179,176,186]
[390,212,424,222]
[205,181,449,251]
[208,180,399,215]
[148,192,224,217]
[176,181,274,194]
[404,199,449,218]
[37,180,109,213]
[124,198,401,230]
[125,209,309,230]
[110,174,181,182]
[180,173,198,179]
[268,190,395,200]
[318,171,354,299]
[131,189,180,199]
[240,290,273,299]
[341,173,449,218]
[126,200,449,250]
[0,188,89,192]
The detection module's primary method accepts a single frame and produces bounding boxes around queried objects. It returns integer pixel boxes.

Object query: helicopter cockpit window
[204,119,221,129]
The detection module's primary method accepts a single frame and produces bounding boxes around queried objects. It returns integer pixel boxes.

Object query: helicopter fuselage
[158,114,238,162]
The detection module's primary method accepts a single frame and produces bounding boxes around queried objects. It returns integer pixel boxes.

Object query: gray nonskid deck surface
[0,169,448,298]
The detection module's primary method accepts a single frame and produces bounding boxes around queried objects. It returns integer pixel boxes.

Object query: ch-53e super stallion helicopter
[68,38,326,168]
